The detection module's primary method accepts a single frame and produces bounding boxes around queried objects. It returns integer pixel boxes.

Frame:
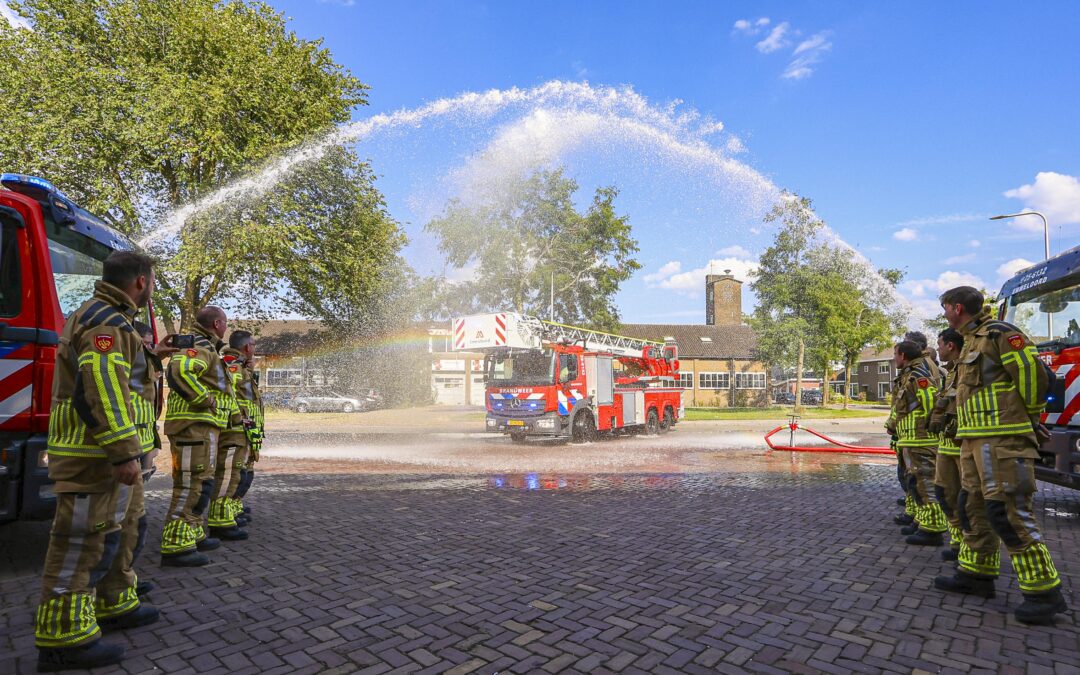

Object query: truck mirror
[48,196,77,228]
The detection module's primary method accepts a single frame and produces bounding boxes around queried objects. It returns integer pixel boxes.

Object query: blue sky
[7,1,1080,324]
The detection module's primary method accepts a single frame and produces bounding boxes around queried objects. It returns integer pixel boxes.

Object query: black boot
[906,530,944,546]
[161,550,210,567]
[242,505,252,515]
[941,548,959,562]
[209,526,248,541]
[895,497,906,506]
[99,604,160,630]
[135,581,155,596]
[900,522,921,535]
[1015,587,1069,625]
[934,570,996,598]
[235,513,251,526]
[37,640,124,672]
[893,513,914,525]
[196,537,221,552]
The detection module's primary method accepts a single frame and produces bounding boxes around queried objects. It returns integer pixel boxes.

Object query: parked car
[800,389,823,405]
[774,392,796,405]
[290,391,365,413]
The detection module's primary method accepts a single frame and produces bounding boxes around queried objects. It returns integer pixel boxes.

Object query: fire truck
[998,245,1080,488]
[452,313,683,442]
[0,174,150,523]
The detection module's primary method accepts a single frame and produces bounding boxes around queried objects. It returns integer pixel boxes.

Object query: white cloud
[969,239,981,248]
[644,257,758,296]
[643,261,682,284]
[725,136,747,154]
[943,253,976,265]
[1,1,31,29]
[903,271,987,300]
[895,213,988,228]
[716,245,752,257]
[892,227,919,241]
[733,17,770,35]
[756,22,792,53]
[996,257,1036,282]
[1003,172,1080,228]
[782,31,832,80]
[571,60,589,79]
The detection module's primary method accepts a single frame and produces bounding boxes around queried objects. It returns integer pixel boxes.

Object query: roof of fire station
[619,323,759,360]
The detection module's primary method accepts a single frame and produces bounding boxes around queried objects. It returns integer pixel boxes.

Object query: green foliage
[425,168,640,331]
[0,0,378,329]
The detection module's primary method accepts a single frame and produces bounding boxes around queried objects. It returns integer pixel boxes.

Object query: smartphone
[171,334,196,349]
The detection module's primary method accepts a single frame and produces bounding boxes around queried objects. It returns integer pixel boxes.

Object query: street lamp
[990,211,1052,339]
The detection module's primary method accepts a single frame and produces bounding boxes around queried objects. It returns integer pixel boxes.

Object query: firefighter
[928,328,965,562]
[893,340,950,545]
[209,330,257,531]
[123,322,175,598]
[233,344,264,520]
[933,286,1068,624]
[159,306,245,567]
[34,252,160,672]
[887,364,916,525]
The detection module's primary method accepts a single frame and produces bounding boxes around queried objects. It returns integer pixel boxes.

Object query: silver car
[290,391,364,413]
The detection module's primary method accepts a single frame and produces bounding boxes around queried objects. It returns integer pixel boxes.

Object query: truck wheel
[296,404,309,414]
[572,412,595,443]
[510,432,528,444]
[645,409,660,435]
[659,407,673,434]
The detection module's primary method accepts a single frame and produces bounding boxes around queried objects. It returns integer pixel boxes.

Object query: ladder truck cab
[452,313,684,443]
[999,244,1080,489]
[0,174,153,523]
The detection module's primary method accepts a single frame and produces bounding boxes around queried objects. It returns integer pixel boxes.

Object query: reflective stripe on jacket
[164,325,232,431]
[895,355,938,447]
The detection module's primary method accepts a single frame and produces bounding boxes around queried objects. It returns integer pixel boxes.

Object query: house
[855,347,898,401]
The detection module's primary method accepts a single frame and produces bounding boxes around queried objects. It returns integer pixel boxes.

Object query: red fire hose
[764,420,894,455]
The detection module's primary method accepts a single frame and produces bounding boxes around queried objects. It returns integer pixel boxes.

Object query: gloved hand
[1035,423,1052,444]
[927,415,944,434]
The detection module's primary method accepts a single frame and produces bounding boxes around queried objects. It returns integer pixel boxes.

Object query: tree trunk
[821,357,830,408]
[843,354,853,410]
[794,337,805,412]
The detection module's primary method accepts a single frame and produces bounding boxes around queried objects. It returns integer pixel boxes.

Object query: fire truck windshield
[1005,281,1080,347]
[44,210,113,316]
[486,349,555,386]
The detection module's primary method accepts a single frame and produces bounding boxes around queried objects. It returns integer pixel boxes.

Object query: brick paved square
[2,456,1077,673]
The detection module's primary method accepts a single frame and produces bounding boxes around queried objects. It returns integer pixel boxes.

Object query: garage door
[433,375,466,405]
[469,376,486,406]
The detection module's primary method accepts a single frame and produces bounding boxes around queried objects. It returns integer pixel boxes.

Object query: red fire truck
[452,313,683,442]
[998,245,1080,488]
[0,173,151,523]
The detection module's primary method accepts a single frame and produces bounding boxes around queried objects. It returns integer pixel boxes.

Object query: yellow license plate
[507,420,525,427]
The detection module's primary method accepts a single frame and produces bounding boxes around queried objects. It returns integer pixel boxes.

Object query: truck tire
[510,432,528,444]
[659,407,673,434]
[571,411,595,443]
[645,409,660,435]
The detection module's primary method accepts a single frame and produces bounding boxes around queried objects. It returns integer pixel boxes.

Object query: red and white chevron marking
[0,357,33,427]
[453,318,465,349]
[1046,364,1080,426]
[495,313,506,346]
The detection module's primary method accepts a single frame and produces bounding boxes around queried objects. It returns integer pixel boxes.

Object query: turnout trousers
[901,445,948,533]
[958,436,1062,591]
[208,431,247,529]
[933,450,964,551]
[35,475,143,648]
[160,425,218,555]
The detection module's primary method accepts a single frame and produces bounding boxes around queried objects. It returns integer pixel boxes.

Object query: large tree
[425,168,640,331]
[0,0,374,327]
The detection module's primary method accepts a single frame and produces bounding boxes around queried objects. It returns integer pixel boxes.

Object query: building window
[266,368,303,387]
[878,382,891,399]
[878,362,890,375]
[699,372,729,389]
[676,373,694,388]
[735,372,766,389]
[699,336,713,343]
[849,383,859,397]
[863,365,869,373]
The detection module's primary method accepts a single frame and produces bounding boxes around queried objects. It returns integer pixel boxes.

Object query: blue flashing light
[1,173,66,201]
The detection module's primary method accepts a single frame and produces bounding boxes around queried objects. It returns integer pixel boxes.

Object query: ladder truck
[452,313,684,443]
[998,245,1080,488]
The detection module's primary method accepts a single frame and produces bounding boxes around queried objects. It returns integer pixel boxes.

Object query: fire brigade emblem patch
[1008,334,1025,350]
[229,365,238,373]
[187,348,198,357]
[94,335,114,352]
[917,377,930,389]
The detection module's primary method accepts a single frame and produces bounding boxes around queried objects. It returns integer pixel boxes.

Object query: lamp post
[990,211,1051,338]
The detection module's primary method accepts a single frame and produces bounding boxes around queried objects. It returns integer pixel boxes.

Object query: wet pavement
[2,425,1078,674]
